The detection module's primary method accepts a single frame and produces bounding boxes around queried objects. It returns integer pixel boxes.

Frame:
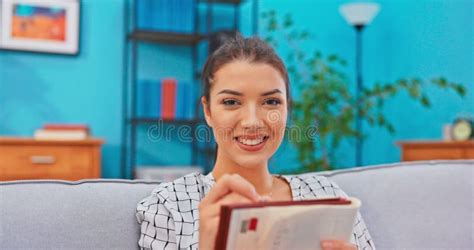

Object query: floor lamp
[339,2,380,167]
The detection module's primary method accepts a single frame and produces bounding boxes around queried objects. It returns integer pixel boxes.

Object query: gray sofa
[1,160,473,249]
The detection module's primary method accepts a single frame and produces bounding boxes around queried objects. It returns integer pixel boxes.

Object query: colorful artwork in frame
[0,0,80,55]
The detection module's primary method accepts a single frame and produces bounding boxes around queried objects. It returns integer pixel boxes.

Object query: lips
[234,135,269,152]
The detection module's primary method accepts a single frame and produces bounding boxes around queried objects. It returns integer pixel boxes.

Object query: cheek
[265,109,287,136]
[210,107,238,128]
[209,107,239,143]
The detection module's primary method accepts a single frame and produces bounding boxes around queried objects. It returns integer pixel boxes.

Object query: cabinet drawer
[403,148,464,161]
[0,145,95,180]
[398,140,474,162]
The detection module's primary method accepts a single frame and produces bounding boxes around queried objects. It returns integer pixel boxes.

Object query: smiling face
[202,60,288,169]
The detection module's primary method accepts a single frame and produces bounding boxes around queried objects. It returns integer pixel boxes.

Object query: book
[187,0,196,33]
[136,80,161,118]
[34,129,88,140]
[136,80,149,118]
[215,197,361,250]
[161,78,177,119]
[150,80,161,118]
[43,124,89,133]
[35,124,90,140]
[137,0,152,30]
[175,81,185,119]
[185,81,196,120]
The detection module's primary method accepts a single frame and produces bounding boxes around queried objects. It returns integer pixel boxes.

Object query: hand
[321,240,357,250]
[198,174,260,250]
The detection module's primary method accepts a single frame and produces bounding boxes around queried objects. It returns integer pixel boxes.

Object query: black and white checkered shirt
[136,172,375,249]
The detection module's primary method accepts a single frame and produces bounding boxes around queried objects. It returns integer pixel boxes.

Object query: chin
[233,155,271,169]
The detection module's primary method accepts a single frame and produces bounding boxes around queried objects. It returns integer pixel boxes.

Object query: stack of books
[34,124,90,141]
[136,78,196,120]
[137,0,196,33]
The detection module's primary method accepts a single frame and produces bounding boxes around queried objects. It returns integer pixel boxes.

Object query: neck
[211,152,273,196]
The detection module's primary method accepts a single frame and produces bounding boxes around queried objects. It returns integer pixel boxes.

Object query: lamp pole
[355,24,364,167]
[339,2,380,167]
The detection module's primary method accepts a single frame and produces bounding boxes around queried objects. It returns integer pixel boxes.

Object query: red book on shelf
[161,78,177,120]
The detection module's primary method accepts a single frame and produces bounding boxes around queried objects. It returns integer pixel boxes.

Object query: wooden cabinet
[0,137,103,181]
[397,140,474,161]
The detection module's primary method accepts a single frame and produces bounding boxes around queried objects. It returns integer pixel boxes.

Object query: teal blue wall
[0,0,126,178]
[0,0,472,177]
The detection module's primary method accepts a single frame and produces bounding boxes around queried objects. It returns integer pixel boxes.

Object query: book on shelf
[137,80,161,118]
[137,0,152,30]
[175,80,195,120]
[34,124,90,140]
[215,197,361,250]
[161,78,177,119]
[176,80,185,120]
[136,0,195,33]
[136,78,195,121]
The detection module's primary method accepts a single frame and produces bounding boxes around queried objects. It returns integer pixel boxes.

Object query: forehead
[211,60,286,94]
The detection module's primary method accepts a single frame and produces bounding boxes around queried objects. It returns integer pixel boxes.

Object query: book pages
[224,197,360,250]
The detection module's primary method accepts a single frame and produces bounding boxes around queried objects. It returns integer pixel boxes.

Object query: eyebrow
[261,89,283,96]
[217,89,283,96]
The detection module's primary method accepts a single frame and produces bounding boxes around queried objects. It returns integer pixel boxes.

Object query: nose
[240,104,264,130]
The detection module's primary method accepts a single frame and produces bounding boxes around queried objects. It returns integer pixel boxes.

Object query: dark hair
[201,34,291,111]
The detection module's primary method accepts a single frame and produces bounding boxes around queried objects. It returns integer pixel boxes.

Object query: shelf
[123,0,257,178]
[129,30,206,45]
[130,118,203,125]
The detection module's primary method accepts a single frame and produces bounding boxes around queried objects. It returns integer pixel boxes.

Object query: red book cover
[161,78,177,119]
[43,124,90,133]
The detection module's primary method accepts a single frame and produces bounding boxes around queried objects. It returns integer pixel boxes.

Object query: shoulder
[282,172,348,199]
[136,172,208,222]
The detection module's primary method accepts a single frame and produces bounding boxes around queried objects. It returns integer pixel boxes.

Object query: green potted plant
[261,11,467,172]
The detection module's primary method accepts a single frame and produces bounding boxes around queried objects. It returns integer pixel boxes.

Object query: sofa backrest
[0,179,160,250]
[1,160,473,249]
[324,160,473,249]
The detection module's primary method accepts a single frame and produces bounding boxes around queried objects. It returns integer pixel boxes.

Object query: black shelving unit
[122,0,258,179]
[128,30,204,45]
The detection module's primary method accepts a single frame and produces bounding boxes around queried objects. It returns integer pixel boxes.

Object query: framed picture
[0,0,80,55]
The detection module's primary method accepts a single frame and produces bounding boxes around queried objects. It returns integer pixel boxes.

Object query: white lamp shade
[339,2,380,26]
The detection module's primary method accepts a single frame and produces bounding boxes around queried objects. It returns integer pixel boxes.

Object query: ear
[201,96,213,128]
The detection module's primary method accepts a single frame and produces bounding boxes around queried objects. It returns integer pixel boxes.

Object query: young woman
[136,36,374,250]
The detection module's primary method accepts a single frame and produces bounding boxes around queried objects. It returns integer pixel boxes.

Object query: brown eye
[222,99,240,106]
[264,98,281,106]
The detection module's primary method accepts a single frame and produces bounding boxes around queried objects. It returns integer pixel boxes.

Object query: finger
[200,215,220,231]
[259,195,272,202]
[321,240,356,250]
[321,240,343,250]
[201,192,253,218]
[199,216,220,249]
[204,174,260,203]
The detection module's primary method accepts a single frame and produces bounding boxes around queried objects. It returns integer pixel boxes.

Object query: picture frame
[0,0,80,55]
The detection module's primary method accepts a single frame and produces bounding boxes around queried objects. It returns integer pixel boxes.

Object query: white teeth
[237,137,265,146]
